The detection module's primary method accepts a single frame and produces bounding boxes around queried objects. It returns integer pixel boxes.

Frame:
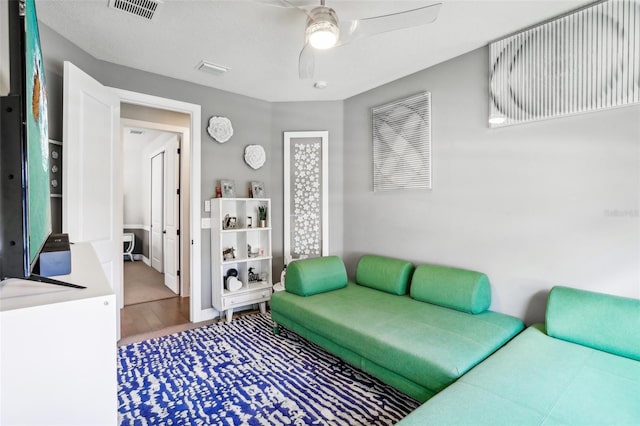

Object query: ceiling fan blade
[299,43,315,79]
[340,2,442,45]
[250,0,298,8]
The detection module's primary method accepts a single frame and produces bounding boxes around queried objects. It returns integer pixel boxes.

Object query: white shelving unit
[210,198,272,322]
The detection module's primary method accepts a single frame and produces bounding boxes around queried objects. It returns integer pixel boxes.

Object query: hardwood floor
[120,296,190,340]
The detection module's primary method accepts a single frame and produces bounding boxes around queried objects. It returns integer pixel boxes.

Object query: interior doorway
[120,115,190,338]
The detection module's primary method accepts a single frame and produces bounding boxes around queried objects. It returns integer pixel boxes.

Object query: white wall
[123,130,175,228]
[344,47,640,324]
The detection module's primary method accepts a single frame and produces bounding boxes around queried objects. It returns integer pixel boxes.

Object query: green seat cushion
[410,264,491,314]
[285,256,347,297]
[546,286,640,361]
[271,283,523,394]
[398,324,640,425]
[355,255,414,295]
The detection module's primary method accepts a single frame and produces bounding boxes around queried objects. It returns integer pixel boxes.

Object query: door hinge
[177,148,181,154]
[177,188,180,195]
[177,270,180,277]
[177,229,180,236]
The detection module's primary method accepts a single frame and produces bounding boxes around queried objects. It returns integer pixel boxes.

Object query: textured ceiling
[37,0,591,102]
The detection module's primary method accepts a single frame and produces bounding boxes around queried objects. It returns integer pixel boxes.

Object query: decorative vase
[260,219,267,228]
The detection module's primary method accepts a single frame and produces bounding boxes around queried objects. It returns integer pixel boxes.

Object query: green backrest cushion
[285,256,348,297]
[410,264,491,314]
[355,255,414,295]
[546,286,640,361]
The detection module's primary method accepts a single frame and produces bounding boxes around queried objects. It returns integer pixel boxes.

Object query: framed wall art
[284,131,329,265]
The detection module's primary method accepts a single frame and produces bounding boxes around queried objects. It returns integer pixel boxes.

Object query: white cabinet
[210,198,272,322]
[0,243,117,425]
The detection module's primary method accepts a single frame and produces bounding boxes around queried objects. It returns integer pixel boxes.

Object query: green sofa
[270,255,524,402]
[399,286,640,425]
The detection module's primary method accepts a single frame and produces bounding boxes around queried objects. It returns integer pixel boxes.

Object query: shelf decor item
[251,181,265,198]
[207,116,233,143]
[220,179,235,198]
[244,145,266,170]
[258,206,267,228]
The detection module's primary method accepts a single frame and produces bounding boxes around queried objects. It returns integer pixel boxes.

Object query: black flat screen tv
[0,0,82,288]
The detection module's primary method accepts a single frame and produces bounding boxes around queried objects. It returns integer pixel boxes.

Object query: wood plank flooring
[121,296,190,340]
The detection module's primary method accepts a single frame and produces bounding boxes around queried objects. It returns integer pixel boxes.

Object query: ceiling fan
[258,0,443,79]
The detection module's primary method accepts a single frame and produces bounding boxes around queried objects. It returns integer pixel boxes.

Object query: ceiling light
[306,6,340,50]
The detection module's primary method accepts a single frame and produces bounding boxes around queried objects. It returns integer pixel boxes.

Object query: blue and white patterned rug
[118,313,419,425]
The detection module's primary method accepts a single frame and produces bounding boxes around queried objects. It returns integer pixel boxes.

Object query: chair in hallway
[123,233,135,262]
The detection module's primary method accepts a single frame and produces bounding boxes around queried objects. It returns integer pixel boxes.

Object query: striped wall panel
[372,92,432,191]
[489,0,640,127]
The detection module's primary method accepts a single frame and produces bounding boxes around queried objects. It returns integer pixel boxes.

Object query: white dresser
[0,243,117,425]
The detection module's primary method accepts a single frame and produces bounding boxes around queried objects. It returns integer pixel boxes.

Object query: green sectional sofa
[270,255,524,402]
[399,286,640,425]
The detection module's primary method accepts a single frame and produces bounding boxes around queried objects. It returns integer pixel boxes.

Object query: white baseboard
[142,256,150,266]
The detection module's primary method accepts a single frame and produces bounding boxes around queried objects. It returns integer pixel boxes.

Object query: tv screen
[24,0,51,265]
[0,0,78,287]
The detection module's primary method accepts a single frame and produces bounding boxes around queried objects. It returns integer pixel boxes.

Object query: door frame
[122,120,186,296]
[114,89,207,322]
[149,149,165,274]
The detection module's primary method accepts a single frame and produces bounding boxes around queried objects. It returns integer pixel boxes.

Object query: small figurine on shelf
[247,244,260,258]
[258,206,267,227]
[248,267,259,282]
[223,247,235,261]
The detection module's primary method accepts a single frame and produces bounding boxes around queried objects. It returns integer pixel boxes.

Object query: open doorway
[120,111,191,338]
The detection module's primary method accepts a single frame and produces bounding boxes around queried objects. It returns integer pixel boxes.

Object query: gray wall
[40,22,639,324]
[40,23,273,311]
[344,47,640,324]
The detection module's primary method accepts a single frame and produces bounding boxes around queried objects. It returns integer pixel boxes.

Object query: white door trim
[122,119,186,297]
[113,89,209,322]
[149,150,165,273]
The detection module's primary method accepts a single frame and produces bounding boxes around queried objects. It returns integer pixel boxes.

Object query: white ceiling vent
[196,60,229,76]
[108,0,162,20]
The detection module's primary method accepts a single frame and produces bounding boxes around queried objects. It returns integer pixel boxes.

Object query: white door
[62,62,122,331]
[150,152,164,273]
[163,136,180,294]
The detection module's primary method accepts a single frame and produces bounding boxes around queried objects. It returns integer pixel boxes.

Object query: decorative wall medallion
[207,116,233,143]
[244,144,266,170]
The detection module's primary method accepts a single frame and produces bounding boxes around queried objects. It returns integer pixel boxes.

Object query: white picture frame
[220,179,235,198]
[251,181,265,198]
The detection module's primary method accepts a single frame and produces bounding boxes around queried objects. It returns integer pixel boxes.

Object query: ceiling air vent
[108,0,162,20]
[196,60,229,76]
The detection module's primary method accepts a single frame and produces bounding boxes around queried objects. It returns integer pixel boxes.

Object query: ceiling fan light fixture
[306,6,340,50]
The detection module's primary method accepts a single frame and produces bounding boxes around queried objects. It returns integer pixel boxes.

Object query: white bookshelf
[210,198,272,322]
